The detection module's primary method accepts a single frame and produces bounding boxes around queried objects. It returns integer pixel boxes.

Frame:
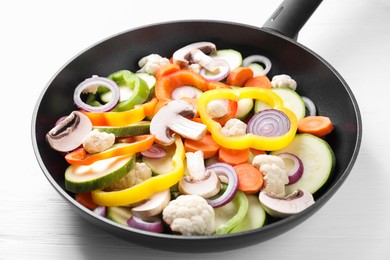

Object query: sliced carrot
[75,192,98,210]
[226,67,254,87]
[184,134,220,159]
[233,163,264,194]
[250,148,266,156]
[218,147,250,166]
[298,116,334,137]
[154,63,181,80]
[244,75,272,88]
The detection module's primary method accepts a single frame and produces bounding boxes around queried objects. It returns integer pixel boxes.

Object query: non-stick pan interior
[32,20,361,252]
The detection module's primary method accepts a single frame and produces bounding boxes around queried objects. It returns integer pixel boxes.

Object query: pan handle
[262,0,322,40]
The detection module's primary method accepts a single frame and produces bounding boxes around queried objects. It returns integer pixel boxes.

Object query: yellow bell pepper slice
[91,135,185,206]
[198,87,298,151]
[81,97,157,126]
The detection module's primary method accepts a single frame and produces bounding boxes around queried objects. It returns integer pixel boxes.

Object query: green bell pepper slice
[215,190,249,235]
[107,70,150,112]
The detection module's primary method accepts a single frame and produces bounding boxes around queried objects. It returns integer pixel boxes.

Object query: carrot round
[233,163,264,194]
[298,116,334,137]
[184,134,220,159]
[226,67,254,87]
[218,147,250,166]
[244,75,272,88]
[75,192,98,210]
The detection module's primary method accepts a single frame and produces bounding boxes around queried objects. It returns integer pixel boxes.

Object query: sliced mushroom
[150,99,207,145]
[178,151,221,198]
[131,189,171,218]
[172,42,217,68]
[259,189,315,218]
[46,111,92,152]
[190,49,218,72]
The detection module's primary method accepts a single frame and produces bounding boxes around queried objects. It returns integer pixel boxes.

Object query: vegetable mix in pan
[45,41,335,236]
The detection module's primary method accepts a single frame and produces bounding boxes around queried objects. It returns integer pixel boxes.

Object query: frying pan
[32,0,362,252]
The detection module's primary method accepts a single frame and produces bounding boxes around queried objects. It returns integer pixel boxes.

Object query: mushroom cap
[150,100,206,145]
[46,111,92,152]
[172,42,217,67]
[131,189,171,218]
[259,189,315,218]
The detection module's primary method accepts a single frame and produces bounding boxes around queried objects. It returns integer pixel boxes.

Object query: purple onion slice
[141,144,167,158]
[205,162,238,208]
[127,215,164,233]
[74,75,120,112]
[242,55,272,76]
[278,152,304,184]
[247,109,290,137]
[302,96,317,116]
[93,206,107,217]
[199,59,230,82]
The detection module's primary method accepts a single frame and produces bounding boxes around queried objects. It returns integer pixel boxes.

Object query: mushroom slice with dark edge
[178,151,221,198]
[131,189,171,218]
[259,189,315,218]
[172,42,217,68]
[46,111,92,152]
[150,99,207,146]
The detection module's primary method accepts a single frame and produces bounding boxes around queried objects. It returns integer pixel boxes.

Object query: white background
[1,0,389,259]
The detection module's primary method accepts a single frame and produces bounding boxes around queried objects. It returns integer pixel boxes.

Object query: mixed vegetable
[46,41,335,236]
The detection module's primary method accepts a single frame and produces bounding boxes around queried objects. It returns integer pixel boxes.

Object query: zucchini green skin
[93,121,150,138]
[65,155,135,193]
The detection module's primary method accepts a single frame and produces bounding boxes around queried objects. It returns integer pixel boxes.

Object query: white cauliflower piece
[252,154,286,169]
[207,99,229,118]
[187,63,202,74]
[104,162,152,191]
[82,129,115,153]
[252,154,289,198]
[162,195,216,236]
[221,118,247,136]
[185,151,207,181]
[260,164,289,197]
[271,74,297,90]
[138,54,170,75]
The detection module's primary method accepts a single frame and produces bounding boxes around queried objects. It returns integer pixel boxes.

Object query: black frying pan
[32,0,362,252]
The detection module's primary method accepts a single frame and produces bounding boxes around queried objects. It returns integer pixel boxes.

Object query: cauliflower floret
[138,54,170,75]
[221,118,247,136]
[162,195,216,236]
[187,63,202,74]
[260,164,289,197]
[104,162,152,191]
[252,154,286,169]
[82,129,115,154]
[252,154,289,197]
[271,74,297,90]
[206,99,229,118]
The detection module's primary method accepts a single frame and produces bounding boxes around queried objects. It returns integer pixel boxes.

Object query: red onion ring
[205,162,238,208]
[242,55,272,76]
[302,96,317,116]
[93,206,107,217]
[127,215,164,233]
[247,109,290,137]
[141,144,167,158]
[199,59,230,82]
[73,75,120,112]
[278,152,304,184]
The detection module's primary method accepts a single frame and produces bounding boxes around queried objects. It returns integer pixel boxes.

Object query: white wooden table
[2,0,389,259]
